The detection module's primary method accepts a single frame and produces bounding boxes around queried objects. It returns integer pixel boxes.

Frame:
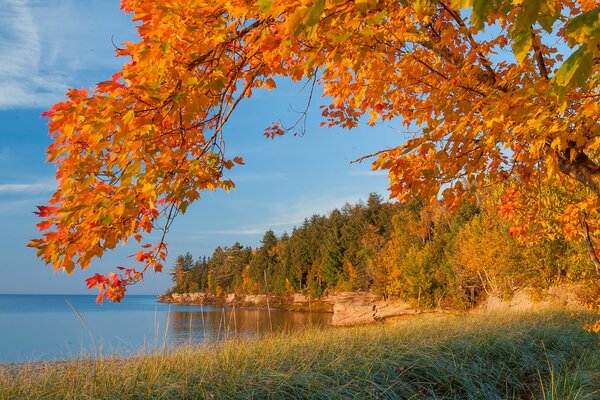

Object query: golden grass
[1,310,598,399]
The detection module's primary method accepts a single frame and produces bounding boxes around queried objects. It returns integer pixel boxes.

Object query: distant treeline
[167,192,595,308]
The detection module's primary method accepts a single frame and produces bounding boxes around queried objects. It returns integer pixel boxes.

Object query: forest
[167,183,599,309]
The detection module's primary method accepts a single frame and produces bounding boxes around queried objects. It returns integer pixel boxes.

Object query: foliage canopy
[30,0,600,301]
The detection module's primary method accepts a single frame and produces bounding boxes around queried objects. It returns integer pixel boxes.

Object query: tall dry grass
[1,310,598,399]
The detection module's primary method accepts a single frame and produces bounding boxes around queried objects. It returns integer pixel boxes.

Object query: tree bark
[557,150,600,197]
[581,217,600,282]
[557,150,600,283]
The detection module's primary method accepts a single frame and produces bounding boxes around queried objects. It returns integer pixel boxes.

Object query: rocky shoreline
[160,292,336,313]
[160,291,424,326]
[160,285,585,327]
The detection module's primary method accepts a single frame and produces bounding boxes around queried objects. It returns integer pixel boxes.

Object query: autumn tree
[499,178,599,281]
[453,199,523,299]
[30,0,600,300]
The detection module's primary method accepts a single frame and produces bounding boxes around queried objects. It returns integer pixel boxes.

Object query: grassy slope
[1,310,598,399]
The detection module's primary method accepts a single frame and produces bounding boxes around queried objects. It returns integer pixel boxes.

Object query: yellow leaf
[123,109,135,124]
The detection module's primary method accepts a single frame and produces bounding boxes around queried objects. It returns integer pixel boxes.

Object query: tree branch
[580,216,600,281]
[556,148,600,197]
[531,28,549,80]
[435,0,497,81]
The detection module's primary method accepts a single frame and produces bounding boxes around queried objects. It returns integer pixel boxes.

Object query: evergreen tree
[321,210,344,289]
[248,230,278,292]
[170,252,194,293]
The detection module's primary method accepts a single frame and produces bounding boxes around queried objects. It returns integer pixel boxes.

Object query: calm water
[0,294,331,363]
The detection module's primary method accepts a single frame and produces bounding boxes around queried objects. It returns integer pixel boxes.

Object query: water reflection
[0,295,333,362]
[168,307,332,345]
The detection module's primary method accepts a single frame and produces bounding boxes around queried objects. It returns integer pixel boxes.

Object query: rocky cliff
[160,292,336,312]
[160,291,418,325]
[161,285,587,327]
[330,292,418,326]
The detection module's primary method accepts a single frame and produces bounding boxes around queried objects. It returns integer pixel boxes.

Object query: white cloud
[0,80,65,109]
[0,1,40,76]
[0,181,55,195]
[0,197,46,214]
[0,0,68,108]
[196,220,302,237]
[268,193,365,224]
[0,0,67,108]
[190,193,370,239]
[0,0,138,109]
[198,228,273,236]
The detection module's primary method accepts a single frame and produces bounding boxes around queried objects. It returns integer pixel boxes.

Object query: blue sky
[0,1,401,295]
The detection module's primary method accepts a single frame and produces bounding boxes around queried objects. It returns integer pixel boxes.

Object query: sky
[0,0,402,295]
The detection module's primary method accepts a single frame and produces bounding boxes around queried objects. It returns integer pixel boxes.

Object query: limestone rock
[482,285,584,312]
[243,294,268,305]
[331,292,416,326]
[225,294,236,304]
[292,293,308,304]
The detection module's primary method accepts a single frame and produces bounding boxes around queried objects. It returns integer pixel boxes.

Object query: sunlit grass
[1,310,598,399]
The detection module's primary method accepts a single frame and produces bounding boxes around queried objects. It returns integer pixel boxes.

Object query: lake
[0,294,332,363]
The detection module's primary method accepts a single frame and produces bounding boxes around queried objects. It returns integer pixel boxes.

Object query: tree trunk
[556,150,600,284]
[581,217,600,283]
[557,150,600,197]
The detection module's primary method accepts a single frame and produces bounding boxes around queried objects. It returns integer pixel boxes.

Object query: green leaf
[564,7,600,43]
[355,0,379,13]
[453,0,512,30]
[207,78,225,91]
[180,201,189,214]
[537,12,557,33]
[257,0,273,13]
[552,44,594,88]
[511,27,532,64]
[520,0,544,25]
[510,0,543,64]
[368,10,388,25]
[355,0,368,13]
[421,169,436,179]
[413,0,434,13]
[471,0,497,30]
[305,0,325,27]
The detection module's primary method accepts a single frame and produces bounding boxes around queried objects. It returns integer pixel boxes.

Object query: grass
[1,310,598,399]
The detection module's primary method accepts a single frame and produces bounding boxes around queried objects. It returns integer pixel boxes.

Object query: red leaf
[135,250,147,262]
[86,273,107,288]
[34,205,58,217]
[36,220,53,231]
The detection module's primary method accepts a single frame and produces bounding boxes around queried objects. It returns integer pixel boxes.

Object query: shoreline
[159,292,336,313]
[1,305,592,369]
[2,310,598,399]
[160,285,588,326]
